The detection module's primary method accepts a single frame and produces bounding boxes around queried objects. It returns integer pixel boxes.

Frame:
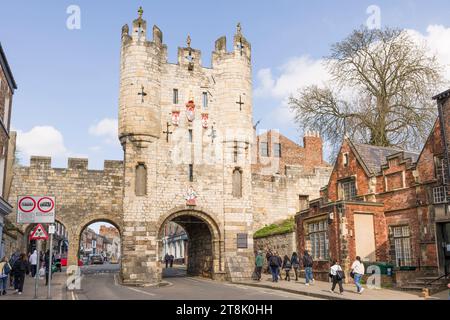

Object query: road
[69,264,321,300]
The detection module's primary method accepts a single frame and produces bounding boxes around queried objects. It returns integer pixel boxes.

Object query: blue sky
[1,0,450,169]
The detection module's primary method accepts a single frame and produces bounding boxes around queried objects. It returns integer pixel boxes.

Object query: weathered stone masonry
[8,157,124,266]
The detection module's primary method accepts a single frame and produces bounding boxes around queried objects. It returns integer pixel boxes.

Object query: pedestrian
[0,256,12,295]
[329,259,345,295]
[265,249,272,274]
[268,252,280,282]
[351,256,365,294]
[164,253,170,268]
[29,249,38,278]
[291,252,300,281]
[12,253,30,295]
[282,255,292,281]
[255,251,264,281]
[8,249,20,288]
[302,250,314,286]
[169,254,174,268]
[44,250,54,286]
[275,252,283,281]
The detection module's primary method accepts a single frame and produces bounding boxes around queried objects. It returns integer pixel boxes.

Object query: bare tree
[289,27,443,156]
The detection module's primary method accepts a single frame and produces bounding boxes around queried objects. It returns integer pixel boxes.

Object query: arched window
[135,163,147,196]
[232,168,243,198]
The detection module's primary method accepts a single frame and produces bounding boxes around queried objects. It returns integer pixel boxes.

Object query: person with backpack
[282,255,292,281]
[8,249,20,288]
[291,252,300,281]
[0,256,12,295]
[275,252,283,281]
[265,249,273,274]
[12,253,30,295]
[329,259,345,295]
[255,251,264,281]
[351,256,365,294]
[268,252,280,282]
[302,250,314,286]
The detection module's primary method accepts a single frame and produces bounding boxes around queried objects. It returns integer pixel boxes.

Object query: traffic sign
[17,196,55,224]
[48,225,55,234]
[30,224,49,240]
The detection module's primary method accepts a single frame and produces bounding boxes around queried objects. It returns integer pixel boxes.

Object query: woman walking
[329,260,344,295]
[0,256,12,295]
[282,255,292,281]
[12,253,30,295]
[351,256,365,294]
[291,252,300,281]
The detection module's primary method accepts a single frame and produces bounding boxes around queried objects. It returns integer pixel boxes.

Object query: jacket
[303,254,313,267]
[255,254,264,267]
[13,259,30,276]
[269,255,280,267]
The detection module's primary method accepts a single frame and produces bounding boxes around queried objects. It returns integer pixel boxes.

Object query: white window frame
[433,186,447,204]
[306,220,329,260]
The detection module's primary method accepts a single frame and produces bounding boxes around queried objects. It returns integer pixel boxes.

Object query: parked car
[90,255,104,265]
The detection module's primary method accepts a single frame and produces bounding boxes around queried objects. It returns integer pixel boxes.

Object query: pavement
[0,270,68,300]
[0,264,321,300]
[2,264,446,301]
[234,272,448,300]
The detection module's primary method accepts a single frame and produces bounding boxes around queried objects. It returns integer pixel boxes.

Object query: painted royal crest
[172,110,180,126]
[185,186,198,206]
[201,113,209,129]
[186,100,196,122]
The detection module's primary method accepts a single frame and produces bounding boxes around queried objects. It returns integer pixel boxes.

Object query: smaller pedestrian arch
[157,208,224,279]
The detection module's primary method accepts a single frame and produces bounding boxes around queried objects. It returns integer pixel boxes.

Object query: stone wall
[252,166,331,230]
[254,232,297,269]
[8,156,124,266]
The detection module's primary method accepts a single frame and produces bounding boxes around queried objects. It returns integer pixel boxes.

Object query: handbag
[350,271,355,279]
[336,270,346,281]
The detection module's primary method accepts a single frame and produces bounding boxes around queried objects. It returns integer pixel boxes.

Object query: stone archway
[157,209,223,279]
[68,215,123,267]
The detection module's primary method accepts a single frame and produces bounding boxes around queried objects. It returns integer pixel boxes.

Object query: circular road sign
[18,197,36,213]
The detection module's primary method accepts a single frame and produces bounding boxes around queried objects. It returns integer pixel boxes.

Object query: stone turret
[118,7,165,145]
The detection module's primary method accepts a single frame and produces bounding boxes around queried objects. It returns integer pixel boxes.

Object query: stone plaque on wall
[237,233,248,248]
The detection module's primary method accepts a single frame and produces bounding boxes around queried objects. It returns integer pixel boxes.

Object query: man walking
[164,253,170,268]
[29,250,38,278]
[169,254,174,268]
[268,253,280,282]
[302,250,314,286]
[255,251,264,281]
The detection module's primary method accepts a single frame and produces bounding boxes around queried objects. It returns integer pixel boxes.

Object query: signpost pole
[47,229,53,299]
[34,240,40,299]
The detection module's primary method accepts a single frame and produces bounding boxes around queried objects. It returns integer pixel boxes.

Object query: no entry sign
[17,196,55,224]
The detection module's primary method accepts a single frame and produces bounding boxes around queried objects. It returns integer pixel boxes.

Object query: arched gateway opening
[78,220,122,268]
[158,210,221,279]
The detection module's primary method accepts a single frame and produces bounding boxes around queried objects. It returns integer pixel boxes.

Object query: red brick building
[295,90,450,282]
[252,130,326,175]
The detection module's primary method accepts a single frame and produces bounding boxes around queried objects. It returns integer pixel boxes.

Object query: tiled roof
[352,142,420,174]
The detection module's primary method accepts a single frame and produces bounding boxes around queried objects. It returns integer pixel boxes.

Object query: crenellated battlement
[120,8,251,71]
[27,156,123,172]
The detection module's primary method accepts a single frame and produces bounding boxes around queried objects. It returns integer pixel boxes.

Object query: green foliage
[253,217,295,239]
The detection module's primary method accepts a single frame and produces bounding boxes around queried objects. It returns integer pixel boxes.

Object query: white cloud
[16,126,69,160]
[88,118,118,144]
[254,55,330,99]
[255,24,450,129]
[407,25,450,80]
